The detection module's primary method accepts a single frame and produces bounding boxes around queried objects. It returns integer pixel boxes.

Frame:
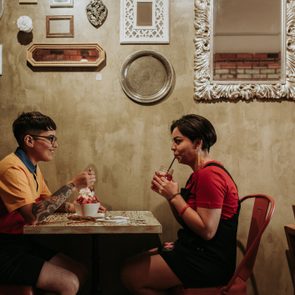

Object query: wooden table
[24,210,162,234]
[24,211,162,295]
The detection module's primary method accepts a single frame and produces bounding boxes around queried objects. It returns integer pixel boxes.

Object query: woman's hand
[70,169,96,190]
[151,171,179,201]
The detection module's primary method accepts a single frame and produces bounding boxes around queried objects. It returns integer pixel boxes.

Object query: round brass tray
[120,50,175,104]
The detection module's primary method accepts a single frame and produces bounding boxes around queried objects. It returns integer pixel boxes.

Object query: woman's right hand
[70,169,96,190]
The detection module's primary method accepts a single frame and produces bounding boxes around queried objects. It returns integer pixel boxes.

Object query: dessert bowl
[74,202,100,217]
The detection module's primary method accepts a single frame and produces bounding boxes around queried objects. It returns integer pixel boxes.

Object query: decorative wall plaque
[120,50,175,104]
[86,0,108,28]
[120,0,169,44]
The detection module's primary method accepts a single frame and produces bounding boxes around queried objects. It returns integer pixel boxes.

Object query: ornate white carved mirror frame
[194,0,295,102]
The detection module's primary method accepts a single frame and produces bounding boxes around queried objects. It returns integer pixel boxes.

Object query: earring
[196,147,204,169]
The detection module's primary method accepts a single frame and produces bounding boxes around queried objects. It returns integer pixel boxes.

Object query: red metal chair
[171,194,275,295]
[284,223,295,294]
[0,286,34,295]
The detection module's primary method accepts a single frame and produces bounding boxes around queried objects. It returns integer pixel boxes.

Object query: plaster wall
[0,1,293,294]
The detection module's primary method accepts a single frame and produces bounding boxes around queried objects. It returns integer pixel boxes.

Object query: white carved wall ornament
[86,0,108,28]
[194,0,295,101]
[120,0,169,44]
[17,15,33,33]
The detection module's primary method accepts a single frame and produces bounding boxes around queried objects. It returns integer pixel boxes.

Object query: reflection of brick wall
[32,49,99,62]
[213,53,281,80]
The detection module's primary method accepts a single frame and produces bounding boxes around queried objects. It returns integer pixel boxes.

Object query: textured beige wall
[0,1,293,294]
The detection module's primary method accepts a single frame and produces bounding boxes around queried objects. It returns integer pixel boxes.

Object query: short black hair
[13,111,57,147]
[170,114,217,151]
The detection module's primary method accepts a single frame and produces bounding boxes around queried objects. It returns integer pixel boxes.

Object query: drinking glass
[152,165,174,191]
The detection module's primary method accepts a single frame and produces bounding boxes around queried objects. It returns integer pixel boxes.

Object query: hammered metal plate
[120,50,175,104]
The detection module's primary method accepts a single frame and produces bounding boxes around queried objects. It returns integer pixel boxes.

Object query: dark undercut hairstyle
[13,111,57,147]
[170,114,217,151]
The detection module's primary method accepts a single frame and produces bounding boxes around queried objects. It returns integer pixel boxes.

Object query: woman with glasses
[0,111,96,294]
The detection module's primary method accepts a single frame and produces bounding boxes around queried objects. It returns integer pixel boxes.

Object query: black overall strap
[204,162,238,191]
[205,162,240,216]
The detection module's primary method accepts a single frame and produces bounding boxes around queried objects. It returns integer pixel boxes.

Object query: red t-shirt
[185,161,239,219]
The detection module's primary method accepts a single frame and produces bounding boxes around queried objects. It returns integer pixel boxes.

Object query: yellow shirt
[0,153,51,233]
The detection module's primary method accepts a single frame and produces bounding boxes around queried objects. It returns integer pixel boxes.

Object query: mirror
[193,0,295,101]
[26,43,106,67]
[213,0,281,82]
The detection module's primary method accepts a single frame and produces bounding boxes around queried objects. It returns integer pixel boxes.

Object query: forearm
[32,183,76,222]
[169,202,184,225]
[169,194,213,239]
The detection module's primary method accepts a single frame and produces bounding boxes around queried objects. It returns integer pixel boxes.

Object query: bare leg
[36,253,88,295]
[49,253,88,286]
[121,248,182,295]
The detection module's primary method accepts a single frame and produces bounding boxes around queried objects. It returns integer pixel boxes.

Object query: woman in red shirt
[121,114,239,294]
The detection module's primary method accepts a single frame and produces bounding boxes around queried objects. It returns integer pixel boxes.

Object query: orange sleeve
[0,166,36,212]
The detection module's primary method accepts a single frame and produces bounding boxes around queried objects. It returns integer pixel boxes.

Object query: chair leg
[0,285,34,295]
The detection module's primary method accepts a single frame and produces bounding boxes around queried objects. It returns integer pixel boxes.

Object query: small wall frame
[19,0,37,3]
[26,43,106,67]
[0,0,4,19]
[120,0,169,44]
[50,0,73,7]
[46,15,74,38]
[0,45,2,75]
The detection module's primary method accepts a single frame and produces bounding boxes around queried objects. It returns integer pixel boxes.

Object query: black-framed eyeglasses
[29,134,58,145]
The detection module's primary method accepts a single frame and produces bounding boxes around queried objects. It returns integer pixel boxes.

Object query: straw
[167,157,176,173]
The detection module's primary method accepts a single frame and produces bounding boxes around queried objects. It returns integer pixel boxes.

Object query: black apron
[160,163,240,288]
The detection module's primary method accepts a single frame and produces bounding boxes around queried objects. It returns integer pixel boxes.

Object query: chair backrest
[223,194,275,292]
[284,224,295,289]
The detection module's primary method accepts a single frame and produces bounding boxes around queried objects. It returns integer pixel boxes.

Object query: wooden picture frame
[19,0,37,3]
[50,0,73,7]
[0,0,4,19]
[120,0,169,44]
[26,43,106,68]
[46,15,74,38]
[0,44,2,75]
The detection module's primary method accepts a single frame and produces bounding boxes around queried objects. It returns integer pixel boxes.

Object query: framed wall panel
[0,0,4,19]
[0,45,2,75]
[50,0,73,7]
[26,43,106,68]
[19,0,37,3]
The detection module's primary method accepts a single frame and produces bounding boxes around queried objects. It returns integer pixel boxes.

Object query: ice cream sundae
[74,187,100,217]
[76,187,99,204]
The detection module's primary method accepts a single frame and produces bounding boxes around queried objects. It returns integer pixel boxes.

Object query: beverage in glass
[152,165,174,191]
